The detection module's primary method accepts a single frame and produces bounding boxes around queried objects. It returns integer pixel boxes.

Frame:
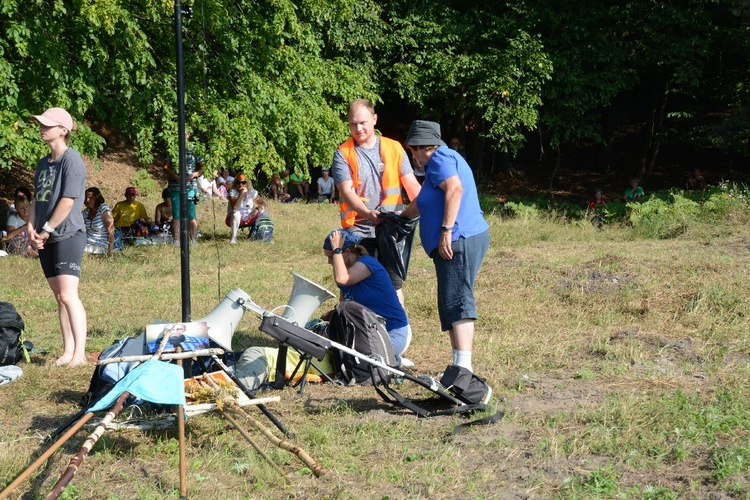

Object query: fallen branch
[220,409,290,484]
[229,400,327,477]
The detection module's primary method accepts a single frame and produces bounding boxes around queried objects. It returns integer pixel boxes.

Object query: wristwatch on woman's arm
[441,225,454,232]
[42,222,55,234]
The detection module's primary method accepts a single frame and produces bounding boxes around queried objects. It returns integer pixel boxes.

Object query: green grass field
[1,196,749,499]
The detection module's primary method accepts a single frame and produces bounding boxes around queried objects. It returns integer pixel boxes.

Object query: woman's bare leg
[49,275,87,366]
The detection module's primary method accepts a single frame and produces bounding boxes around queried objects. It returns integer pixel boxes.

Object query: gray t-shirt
[33,147,86,243]
[331,136,412,238]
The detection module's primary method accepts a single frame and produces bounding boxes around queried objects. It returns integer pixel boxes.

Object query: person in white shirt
[316,168,335,203]
[226,173,259,244]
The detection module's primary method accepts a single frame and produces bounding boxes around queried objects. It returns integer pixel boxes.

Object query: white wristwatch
[42,222,55,234]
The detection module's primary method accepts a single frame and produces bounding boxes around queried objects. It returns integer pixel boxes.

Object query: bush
[132,168,158,196]
[628,191,700,238]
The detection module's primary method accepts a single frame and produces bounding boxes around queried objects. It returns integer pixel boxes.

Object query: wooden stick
[175,347,188,498]
[151,329,176,359]
[220,409,290,484]
[97,348,224,365]
[201,372,221,390]
[230,403,327,477]
[46,392,130,500]
[0,412,94,500]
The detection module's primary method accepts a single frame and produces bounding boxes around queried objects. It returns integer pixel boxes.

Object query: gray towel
[0,365,23,386]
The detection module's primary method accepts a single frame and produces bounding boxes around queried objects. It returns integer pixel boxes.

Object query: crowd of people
[12,99,714,383]
[2,101,492,384]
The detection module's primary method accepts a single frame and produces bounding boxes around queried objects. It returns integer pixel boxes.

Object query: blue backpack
[251,216,274,242]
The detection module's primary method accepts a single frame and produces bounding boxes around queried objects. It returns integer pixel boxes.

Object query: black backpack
[0,302,25,366]
[328,301,396,385]
[80,337,142,408]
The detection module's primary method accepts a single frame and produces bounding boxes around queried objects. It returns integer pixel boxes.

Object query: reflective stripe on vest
[337,136,404,228]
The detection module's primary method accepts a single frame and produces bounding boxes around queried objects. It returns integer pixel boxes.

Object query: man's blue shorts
[432,230,489,331]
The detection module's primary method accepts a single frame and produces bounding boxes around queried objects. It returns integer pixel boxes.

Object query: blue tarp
[90,359,186,412]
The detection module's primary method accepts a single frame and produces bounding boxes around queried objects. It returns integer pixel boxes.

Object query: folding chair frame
[258,313,491,417]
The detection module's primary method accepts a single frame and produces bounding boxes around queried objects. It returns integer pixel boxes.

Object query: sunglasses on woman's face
[239,181,247,185]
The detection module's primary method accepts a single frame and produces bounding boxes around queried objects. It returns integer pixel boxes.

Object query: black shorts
[39,231,86,279]
[360,237,403,290]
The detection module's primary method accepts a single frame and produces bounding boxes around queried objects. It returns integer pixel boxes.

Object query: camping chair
[258,313,491,418]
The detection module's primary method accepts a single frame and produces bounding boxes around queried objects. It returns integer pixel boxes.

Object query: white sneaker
[399,357,414,368]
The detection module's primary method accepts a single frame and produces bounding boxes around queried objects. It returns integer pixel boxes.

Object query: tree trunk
[467,118,486,180]
[598,106,616,173]
[637,70,669,182]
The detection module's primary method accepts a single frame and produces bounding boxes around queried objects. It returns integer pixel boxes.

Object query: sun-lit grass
[2,196,750,497]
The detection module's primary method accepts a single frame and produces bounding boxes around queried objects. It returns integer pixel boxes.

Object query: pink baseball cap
[31,107,76,131]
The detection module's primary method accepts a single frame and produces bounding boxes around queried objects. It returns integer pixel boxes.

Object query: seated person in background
[198,174,225,200]
[112,186,151,244]
[214,168,232,198]
[5,186,33,220]
[316,168,335,203]
[289,169,311,201]
[82,187,115,254]
[226,174,259,244]
[153,188,173,234]
[686,169,706,191]
[588,187,607,227]
[270,169,291,202]
[588,188,607,210]
[624,177,644,202]
[250,197,274,242]
[4,197,37,257]
[323,229,413,367]
[449,137,467,159]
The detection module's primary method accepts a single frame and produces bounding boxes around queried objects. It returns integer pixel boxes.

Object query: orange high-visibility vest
[337,137,404,228]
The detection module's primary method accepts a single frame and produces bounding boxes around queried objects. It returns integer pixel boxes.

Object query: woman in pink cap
[28,107,88,367]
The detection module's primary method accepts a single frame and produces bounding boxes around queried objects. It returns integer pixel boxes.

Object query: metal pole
[175,0,191,322]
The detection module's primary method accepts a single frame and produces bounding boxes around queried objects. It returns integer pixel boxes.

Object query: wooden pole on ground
[0,412,94,499]
[46,392,130,500]
[175,347,188,498]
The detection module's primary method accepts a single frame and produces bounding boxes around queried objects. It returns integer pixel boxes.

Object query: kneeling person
[323,229,412,367]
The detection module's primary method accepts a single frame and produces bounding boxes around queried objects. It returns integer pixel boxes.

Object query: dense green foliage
[1,1,749,180]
